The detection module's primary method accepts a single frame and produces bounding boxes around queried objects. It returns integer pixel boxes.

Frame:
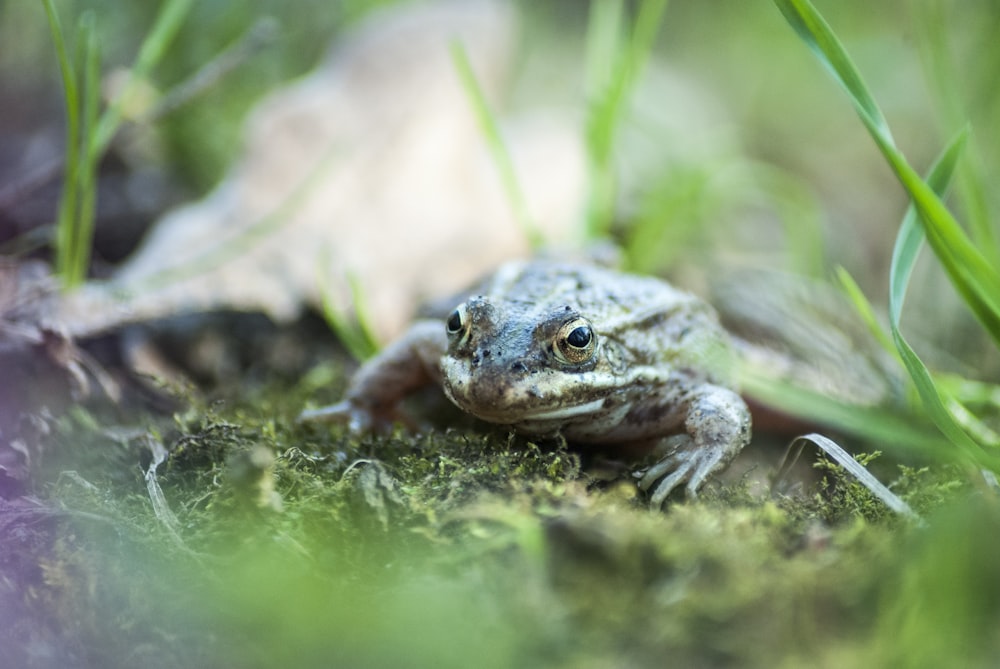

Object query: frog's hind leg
[637,384,751,506]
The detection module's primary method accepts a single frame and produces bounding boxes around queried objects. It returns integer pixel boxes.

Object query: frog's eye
[446,304,469,338]
[554,318,597,365]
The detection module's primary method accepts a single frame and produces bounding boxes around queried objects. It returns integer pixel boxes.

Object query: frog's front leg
[638,384,751,506]
[298,320,445,432]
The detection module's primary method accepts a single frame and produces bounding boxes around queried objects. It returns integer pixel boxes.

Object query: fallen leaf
[0,259,117,492]
[62,0,586,342]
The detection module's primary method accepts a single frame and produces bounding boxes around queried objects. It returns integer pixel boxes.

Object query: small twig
[140,434,206,559]
[143,435,181,530]
[0,494,117,529]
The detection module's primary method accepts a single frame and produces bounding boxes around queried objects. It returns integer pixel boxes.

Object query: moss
[4,368,991,669]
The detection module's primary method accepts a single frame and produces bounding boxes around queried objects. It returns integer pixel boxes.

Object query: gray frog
[301,260,751,506]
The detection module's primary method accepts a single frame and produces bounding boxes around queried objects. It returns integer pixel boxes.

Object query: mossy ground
[5,1,1000,666]
[5,332,998,669]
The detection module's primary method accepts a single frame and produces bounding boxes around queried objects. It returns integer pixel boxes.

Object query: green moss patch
[0,367,990,669]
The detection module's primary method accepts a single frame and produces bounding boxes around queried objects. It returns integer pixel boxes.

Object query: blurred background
[2,0,998,363]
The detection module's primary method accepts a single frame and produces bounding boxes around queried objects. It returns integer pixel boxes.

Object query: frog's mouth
[439,354,617,429]
[441,376,608,427]
[452,398,604,424]
[486,398,607,423]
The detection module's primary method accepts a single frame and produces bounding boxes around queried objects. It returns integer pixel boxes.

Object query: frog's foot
[297,400,376,432]
[637,434,730,506]
[637,385,751,507]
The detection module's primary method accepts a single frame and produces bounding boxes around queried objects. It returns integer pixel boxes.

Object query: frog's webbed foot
[637,385,751,507]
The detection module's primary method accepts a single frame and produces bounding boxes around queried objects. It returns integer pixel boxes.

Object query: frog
[300,259,751,506]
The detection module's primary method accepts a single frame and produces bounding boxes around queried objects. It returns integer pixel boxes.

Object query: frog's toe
[641,459,696,507]
[297,400,374,433]
[637,436,729,507]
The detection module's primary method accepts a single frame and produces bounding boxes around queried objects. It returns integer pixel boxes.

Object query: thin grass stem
[72,13,101,286]
[450,40,541,249]
[93,0,194,154]
[42,0,81,287]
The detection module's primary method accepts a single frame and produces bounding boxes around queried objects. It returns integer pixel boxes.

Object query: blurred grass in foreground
[42,400,1000,668]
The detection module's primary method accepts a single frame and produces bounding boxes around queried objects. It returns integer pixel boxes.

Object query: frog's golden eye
[554,318,597,365]
[446,304,469,338]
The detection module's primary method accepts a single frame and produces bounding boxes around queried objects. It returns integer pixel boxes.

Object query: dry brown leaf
[0,259,116,491]
[62,0,586,342]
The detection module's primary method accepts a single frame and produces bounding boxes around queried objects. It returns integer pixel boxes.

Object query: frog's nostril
[510,361,528,374]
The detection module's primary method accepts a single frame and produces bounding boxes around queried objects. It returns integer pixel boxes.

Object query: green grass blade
[46,0,192,289]
[776,0,1000,467]
[915,0,997,266]
[584,0,625,239]
[834,266,897,360]
[871,129,1000,348]
[584,0,668,238]
[585,0,667,164]
[774,0,1000,348]
[783,433,920,521]
[887,336,998,464]
[42,0,81,287]
[449,40,541,249]
[319,268,380,362]
[94,0,193,154]
[71,13,101,287]
[584,0,624,115]
[888,131,999,466]
[773,0,891,141]
[739,369,944,454]
[345,273,380,360]
[888,132,967,322]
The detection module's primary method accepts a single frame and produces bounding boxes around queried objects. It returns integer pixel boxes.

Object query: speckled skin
[302,260,751,504]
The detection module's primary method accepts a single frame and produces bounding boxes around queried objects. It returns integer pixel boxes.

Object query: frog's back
[479,260,697,319]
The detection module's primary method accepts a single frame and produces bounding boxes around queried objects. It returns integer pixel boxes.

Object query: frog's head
[439,296,619,433]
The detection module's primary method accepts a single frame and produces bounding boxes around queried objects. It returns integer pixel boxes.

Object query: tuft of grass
[319,269,380,362]
[43,0,194,289]
[774,0,1000,472]
[584,0,668,239]
[43,1,98,289]
[450,40,543,249]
